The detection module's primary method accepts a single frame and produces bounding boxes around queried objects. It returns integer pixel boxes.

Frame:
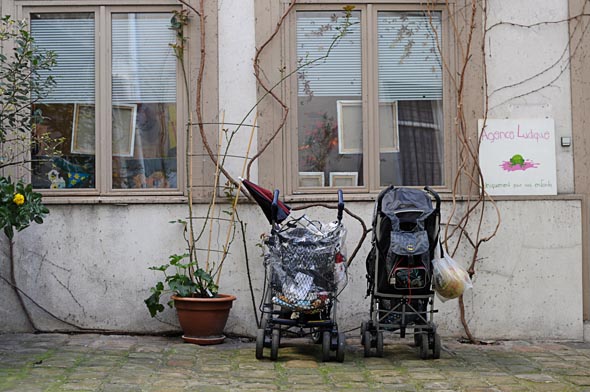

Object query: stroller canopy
[380,187,434,222]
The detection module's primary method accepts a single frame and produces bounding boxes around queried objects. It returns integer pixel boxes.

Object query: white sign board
[478,118,557,195]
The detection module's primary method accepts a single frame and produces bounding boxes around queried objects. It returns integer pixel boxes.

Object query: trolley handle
[424,186,441,211]
[337,189,344,222]
[271,189,280,224]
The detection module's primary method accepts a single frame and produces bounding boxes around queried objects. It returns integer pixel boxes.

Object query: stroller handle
[424,186,441,211]
[337,189,344,222]
[271,189,280,224]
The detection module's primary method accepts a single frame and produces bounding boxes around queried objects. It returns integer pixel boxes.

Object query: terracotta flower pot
[172,294,237,345]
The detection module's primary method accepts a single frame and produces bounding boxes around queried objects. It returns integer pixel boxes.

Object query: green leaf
[144,292,164,317]
[168,253,189,265]
[148,264,169,272]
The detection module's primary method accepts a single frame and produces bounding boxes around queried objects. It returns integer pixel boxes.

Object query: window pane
[297,11,363,188]
[378,11,444,186]
[31,13,96,189]
[111,13,177,189]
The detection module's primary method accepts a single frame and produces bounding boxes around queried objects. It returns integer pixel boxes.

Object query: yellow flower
[13,193,25,206]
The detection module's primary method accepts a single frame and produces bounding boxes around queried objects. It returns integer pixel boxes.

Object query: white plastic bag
[432,251,472,301]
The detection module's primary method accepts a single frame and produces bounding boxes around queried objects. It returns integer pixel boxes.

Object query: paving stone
[230,384,279,391]
[528,383,574,391]
[281,385,331,391]
[285,373,326,384]
[236,369,280,380]
[1,386,52,392]
[480,375,521,385]
[326,371,367,383]
[283,359,319,368]
[454,377,492,388]
[99,384,144,391]
[407,370,446,380]
[1,334,590,392]
[514,373,556,383]
[494,386,530,392]
[185,376,232,386]
[181,386,231,392]
[567,376,590,386]
[59,380,103,390]
[373,383,418,391]
[421,381,456,389]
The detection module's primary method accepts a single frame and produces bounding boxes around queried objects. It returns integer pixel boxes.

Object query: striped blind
[31,15,95,104]
[296,11,361,97]
[112,14,176,104]
[378,12,442,101]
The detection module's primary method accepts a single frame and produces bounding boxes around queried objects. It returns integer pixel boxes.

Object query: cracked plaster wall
[0,199,583,340]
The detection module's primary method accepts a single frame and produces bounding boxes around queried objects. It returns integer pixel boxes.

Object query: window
[29,7,180,194]
[292,5,446,192]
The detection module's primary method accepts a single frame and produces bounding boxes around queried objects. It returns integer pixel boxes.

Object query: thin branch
[177,0,201,16]
[0,272,96,331]
[486,14,590,32]
[488,1,590,105]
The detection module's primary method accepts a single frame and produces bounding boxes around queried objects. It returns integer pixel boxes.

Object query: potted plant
[145,252,236,345]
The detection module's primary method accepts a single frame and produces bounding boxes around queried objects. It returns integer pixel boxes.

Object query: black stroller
[363,185,442,359]
[256,189,347,362]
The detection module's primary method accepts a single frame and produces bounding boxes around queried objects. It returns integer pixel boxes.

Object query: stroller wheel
[322,331,331,362]
[363,330,372,357]
[375,331,384,357]
[336,332,345,363]
[413,328,422,347]
[311,328,322,344]
[360,321,368,345]
[270,329,280,361]
[419,333,430,360]
[255,328,265,359]
[432,332,441,359]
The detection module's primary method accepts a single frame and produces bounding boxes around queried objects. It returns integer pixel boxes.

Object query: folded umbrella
[241,178,291,224]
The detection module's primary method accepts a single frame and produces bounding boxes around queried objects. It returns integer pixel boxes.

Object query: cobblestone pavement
[1,333,590,391]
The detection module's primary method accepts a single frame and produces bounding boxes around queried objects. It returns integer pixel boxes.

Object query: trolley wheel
[432,332,441,359]
[311,328,322,344]
[322,331,331,362]
[360,321,368,345]
[336,332,345,363]
[375,331,384,358]
[419,333,430,360]
[270,329,280,361]
[363,330,372,357]
[413,328,422,347]
[255,328,265,359]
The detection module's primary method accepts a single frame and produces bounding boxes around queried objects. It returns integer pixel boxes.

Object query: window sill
[283,189,582,205]
[40,194,188,205]
[38,190,582,206]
